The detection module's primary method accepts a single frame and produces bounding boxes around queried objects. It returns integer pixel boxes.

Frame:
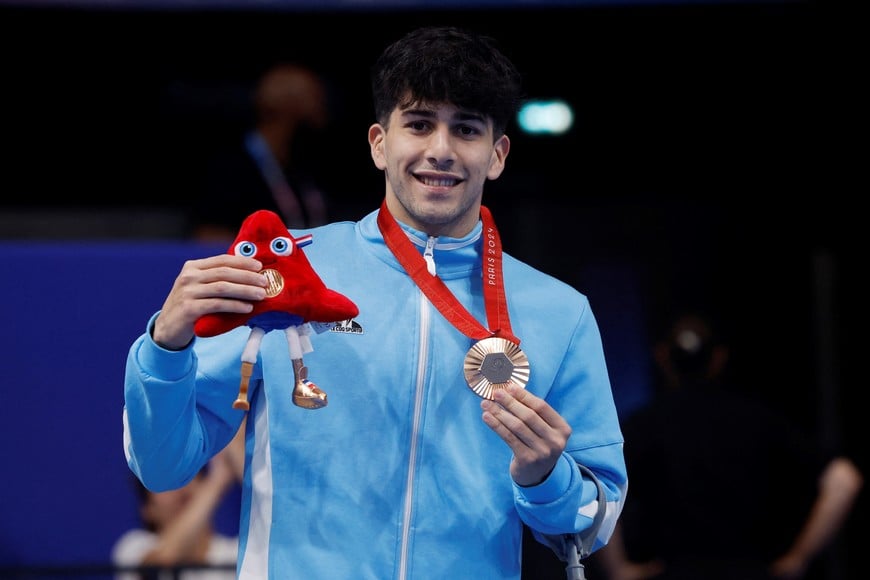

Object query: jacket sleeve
[123,312,247,491]
[513,298,628,558]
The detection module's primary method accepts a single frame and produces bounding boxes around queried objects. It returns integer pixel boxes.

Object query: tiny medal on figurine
[464,336,530,400]
[261,269,284,297]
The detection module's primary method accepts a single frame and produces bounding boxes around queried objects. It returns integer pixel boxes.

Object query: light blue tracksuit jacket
[123,207,627,579]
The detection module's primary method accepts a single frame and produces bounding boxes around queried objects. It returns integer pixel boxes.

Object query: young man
[123,26,627,579]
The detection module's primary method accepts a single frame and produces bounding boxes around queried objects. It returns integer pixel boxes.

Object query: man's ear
[487,134,510,180]
[368,124,387,170]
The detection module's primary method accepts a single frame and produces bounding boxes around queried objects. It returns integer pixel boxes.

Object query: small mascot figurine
[193,209,359,411]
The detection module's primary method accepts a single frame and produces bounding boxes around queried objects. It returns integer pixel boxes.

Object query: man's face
[368,99,509,238]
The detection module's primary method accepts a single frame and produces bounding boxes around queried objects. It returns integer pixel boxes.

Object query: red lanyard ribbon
[376,199,520,345]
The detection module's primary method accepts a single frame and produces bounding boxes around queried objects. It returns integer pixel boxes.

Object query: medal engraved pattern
[464,337,530,399]
[262,269,284,298]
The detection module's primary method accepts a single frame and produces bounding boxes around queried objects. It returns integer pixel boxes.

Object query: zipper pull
[424,236,437,275]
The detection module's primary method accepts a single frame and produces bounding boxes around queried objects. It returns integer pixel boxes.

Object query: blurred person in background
[112,440,242,580]
[591,309,863,580]
[189,62,333,242]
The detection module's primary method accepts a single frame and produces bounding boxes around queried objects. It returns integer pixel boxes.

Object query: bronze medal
[464,336,530,400]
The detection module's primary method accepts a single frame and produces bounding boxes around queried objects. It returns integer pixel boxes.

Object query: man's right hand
[152,254,267,350]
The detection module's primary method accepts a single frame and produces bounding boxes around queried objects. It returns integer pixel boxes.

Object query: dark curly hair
[370,26,524,138]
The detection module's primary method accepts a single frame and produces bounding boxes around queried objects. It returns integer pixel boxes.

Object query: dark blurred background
[0,0,863,576]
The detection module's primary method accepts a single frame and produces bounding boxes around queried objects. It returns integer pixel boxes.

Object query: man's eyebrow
[399,107,436,119]
[455,111,486,124]
[399,108,486,124]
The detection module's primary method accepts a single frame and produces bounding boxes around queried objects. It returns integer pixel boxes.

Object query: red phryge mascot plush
[194,209,359,411]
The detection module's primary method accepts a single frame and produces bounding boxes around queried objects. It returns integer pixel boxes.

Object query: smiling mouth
[418,175,460,187]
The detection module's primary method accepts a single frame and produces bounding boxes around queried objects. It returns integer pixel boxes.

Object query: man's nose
[425,126,455,168]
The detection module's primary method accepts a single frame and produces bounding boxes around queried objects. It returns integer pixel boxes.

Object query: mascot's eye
[234,241,258,258]
[271,237,294,256]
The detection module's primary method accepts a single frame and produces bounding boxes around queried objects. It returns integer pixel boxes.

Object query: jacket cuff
[137,311,196,381]
[515,453,573,504]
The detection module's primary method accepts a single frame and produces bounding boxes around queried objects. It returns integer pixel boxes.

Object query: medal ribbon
[376,199,520,345]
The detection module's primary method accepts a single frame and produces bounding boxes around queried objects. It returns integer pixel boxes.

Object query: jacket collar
[358,208,483,280]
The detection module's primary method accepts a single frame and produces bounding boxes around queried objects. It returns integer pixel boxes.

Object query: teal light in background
[517,99,574,136]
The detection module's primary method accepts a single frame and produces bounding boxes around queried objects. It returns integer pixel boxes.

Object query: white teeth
[422,177,455,187]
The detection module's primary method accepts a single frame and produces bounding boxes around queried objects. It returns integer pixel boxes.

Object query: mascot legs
[284,325,326,409]
[233,361,255,411]
[234,327,266,411]
[291,358,327,409]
